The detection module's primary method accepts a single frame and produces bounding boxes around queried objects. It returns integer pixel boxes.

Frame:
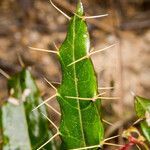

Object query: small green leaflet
[135,95,150,143]
[1,69,55,150]
[57,1,104,149]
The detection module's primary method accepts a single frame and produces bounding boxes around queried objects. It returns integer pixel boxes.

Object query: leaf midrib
[72,16,86,147]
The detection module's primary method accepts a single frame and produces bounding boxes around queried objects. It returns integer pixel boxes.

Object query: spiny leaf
[135,95,150,143]
[57,1,104,149]
[1,68,56,150]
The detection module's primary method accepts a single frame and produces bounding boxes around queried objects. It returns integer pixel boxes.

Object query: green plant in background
[0,68,55,150]
[119,95,150,150]
[135,95,150,143]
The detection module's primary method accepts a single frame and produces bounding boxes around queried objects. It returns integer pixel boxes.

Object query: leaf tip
[76,0,84,16]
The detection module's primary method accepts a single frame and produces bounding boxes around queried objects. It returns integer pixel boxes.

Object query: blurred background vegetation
[0,0,150,149]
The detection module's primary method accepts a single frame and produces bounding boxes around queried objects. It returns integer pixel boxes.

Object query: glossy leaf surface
[1,69,55,150]
[57,2,104,149]
[135,96,150,143]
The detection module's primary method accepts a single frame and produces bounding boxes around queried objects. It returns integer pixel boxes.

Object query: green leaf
[57,2,104,149]
[135,95,150,143]
[1,69,56,150]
